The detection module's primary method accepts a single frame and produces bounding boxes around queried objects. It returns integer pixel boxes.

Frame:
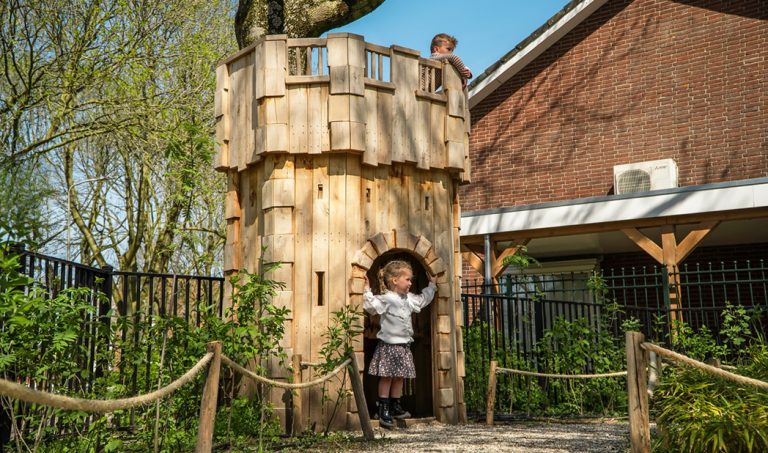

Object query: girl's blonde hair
[377,260,412,292]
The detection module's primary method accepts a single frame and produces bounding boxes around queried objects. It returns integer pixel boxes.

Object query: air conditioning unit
[613,158,678,194]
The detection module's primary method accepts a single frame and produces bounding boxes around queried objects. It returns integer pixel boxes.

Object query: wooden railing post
[626,332,650,453]
[196,341,222,453]
[485,360,498,425]
[291,354,304,434]
[347,353,374,440]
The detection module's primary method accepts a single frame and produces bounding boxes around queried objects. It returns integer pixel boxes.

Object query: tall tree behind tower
[235,0,385,48]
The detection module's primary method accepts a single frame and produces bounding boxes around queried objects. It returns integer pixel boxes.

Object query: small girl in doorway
[363,260,437,428]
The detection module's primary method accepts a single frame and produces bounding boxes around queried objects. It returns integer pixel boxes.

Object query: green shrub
[1,242,291,452]
[652,343,768,452]
[652,306,768,452]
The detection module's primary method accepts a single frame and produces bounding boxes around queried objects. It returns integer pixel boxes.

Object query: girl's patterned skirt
[368,341,416,378]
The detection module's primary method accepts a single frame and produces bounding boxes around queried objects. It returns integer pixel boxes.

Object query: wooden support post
[625,332,650,453]
[292,354,303,434]
[485,360,497,426]
[348,353,374,440]
[196,341,222,453]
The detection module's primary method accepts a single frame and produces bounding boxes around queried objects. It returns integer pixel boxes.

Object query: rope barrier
[641,342,768,391]
[0,352,213,412]
[495,366,627,379]
[222,355,351,389]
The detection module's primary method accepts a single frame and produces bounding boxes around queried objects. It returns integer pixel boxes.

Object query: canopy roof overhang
[460,178,768,269]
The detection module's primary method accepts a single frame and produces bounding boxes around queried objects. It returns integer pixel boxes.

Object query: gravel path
[353,419,630,452]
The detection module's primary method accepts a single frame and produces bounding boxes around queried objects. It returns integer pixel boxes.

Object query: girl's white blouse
[363,283,437,344]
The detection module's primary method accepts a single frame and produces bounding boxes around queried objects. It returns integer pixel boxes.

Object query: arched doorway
[363,250,434,419]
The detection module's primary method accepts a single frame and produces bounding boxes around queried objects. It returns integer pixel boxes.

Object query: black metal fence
[461,260,768,415]
[9,246,226,430]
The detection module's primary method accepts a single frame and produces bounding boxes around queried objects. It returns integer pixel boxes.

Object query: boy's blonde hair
[431,33,458,52]
[377,260,413,292]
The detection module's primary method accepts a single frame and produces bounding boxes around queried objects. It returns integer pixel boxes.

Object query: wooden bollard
[625,332,650,453]
[292,354,304,435]
[347,353,374,440]
[486,360,497,425]
[196,341,222,453]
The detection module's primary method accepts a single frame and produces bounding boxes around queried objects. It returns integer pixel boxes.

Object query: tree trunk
[235,0,386,48]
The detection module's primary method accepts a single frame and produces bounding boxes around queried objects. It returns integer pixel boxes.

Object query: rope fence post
[292,354,303,435]
[347,352,374,441]
[626,332,650,453]
[196,341,221,453]
[486,360,497,425]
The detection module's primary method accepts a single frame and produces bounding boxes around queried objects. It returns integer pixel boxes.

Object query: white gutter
[461,179,768,237]
[468,0,609,109]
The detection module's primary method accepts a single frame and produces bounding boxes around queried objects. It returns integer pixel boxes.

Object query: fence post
[485,360,497,425]
[97,265,114,380]
[196,341,222,453]
[626,332,650,453]
[292,354,303,434]
[347,352,374,440]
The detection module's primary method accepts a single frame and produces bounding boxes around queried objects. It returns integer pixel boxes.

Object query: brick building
[459,0,768,307]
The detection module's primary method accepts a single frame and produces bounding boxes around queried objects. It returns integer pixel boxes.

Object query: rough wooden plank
[347,36,366,69]
[324,154,349,427]
[415,99,430,170]
[310,154,330,425]
[430,101,446,169]
[213,64,231,171]
[328,94,350,123]
[445,116,465,143]
[326,35,349,67]
[288,37,326,47]
[262,178,295,209]
[390,49,419,163]
[329,65,349,94]
[447,89,466,118]
[361,165,376,242]
[292,156,313,427]
[264,123,289,153]
[349,94,366,124]
[228,54,255,171]
[288,87,308,154]
[446,141,465,171]
[363,87,379,166]
[242,169,263,272]
[377,90,393,165]
[375,165,389,244]
[254,42,265,100]
[307,85,326,154]
[264,39,286,97]
[388,164,406,234]
[407,168,427,238]
[330,121,350,151]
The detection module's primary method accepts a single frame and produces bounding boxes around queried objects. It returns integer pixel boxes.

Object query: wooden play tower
[214,33,470,430]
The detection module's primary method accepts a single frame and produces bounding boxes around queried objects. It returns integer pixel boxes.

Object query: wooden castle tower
[214,33,470,430]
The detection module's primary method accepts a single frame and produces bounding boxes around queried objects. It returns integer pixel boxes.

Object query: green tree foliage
[1,0,236,277]
[0,244,294,451]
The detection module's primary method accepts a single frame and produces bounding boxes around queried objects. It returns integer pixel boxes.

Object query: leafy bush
[652,343,768,452]
[1,241,293,452]
[652,305,768,452]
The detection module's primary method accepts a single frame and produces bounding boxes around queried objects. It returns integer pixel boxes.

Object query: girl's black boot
[377,398,393,428]
[391,398,411,419]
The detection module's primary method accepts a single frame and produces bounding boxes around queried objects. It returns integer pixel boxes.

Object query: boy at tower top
[430,33,472,88]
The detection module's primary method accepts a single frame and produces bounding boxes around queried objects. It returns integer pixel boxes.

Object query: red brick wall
[462,0,768,212]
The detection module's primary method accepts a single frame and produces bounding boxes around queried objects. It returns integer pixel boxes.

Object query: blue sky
[329,0,569,78]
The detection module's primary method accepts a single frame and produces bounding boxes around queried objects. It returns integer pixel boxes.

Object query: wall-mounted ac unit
[613,158,678,194]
